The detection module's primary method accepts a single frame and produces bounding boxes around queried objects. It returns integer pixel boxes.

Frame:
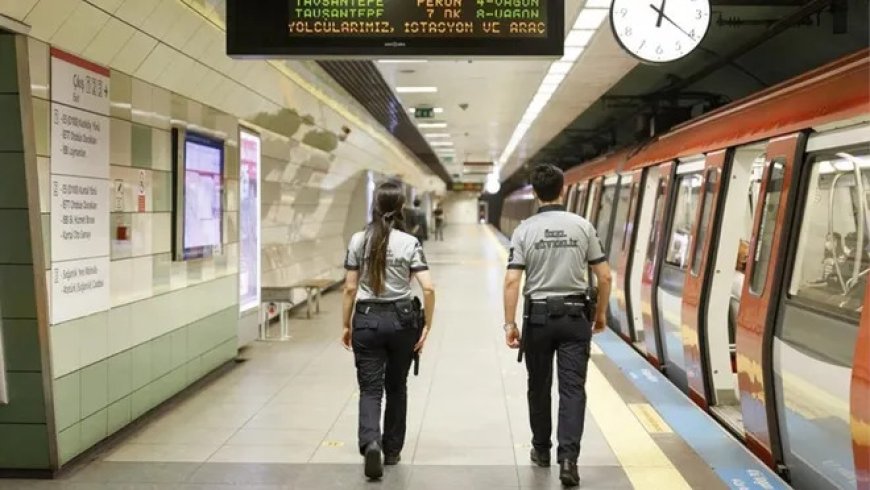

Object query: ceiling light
[430,141,454,147]
[548,61,573,76]
[378,59,428,63]
[538,84,559,96]
[542,73,567,86]
[408,107,444,113]
[424,133,450,138]
[573,8,609,30]
[561,47,585,63]
[396,86,438,93]
[418,122,447,129]
[565,29,595,47]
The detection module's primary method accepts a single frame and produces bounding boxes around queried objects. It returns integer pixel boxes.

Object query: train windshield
[788,146,870,319]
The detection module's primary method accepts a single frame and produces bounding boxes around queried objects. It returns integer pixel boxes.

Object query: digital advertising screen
[227,0,563,57]
[173,129,224,261]
[239,129,261,314]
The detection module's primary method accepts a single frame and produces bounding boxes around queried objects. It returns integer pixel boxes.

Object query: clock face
[611,0,711,64]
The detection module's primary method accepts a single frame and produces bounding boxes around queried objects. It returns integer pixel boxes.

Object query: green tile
[0,372,45,423]
[0,94,22,152]
[187,259,202,283]
[185,357,203,386]
[152,170,171,212]
[166,366,186,396]
[80,408,107,450]
[31,97,49,157]
[0,153,27,210]
[170,327,187,369]
[109,70,132,121]
[107,396,131,435]
[0,424,51,469]
[0,35,18,93]
[130,341,152,390]
[151,334,172,379]
[0,265,35,318]
[54,371,81,431]
[131,124,152,168]
[130,384,154,420]
[107,349,132,403]
[186,317,207,360]
[1,319,41,372]
[57,423,82,466]
[80,360,108,418]
[0,209,33,264]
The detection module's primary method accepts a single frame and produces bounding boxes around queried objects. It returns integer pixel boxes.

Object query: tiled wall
[27,37,241,466]
[0,34,53,470]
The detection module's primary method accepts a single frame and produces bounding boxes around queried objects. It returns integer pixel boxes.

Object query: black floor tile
[186,463,303,486]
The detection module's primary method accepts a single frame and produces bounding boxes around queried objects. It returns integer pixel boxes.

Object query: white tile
[104,443,220,463]
[131,212,153,257]
[50,2,109,55]
[110,256,134,306]
[161,3,199,50]
[50,318,82,377]
[82,17,135,67]
[152,212,171,254]
[150,87,171,130]
[0,0,39,21]
[24,0,78,41]
[131,77,153,126]
[111,31,158,75]
[79,312,110,367]
[130,424,236,445]
[134,43,174,85]
[141,0,181,40]
[208,444,316,464]
[130,255,154,301]
[224,428,325,447]
[114,0,161,27]
[88,0,125,13]
[107,304,133,356]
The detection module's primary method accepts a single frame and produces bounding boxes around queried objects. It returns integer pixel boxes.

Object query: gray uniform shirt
[344,228,429,302]
[508,205,606,300]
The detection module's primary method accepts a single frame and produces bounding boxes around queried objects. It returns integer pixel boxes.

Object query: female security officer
[341,181,436,479]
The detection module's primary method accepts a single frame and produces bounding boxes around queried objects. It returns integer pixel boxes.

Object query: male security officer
[503,164,612,487]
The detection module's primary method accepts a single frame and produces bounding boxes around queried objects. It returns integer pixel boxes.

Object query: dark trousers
[524,310,592,463]
[352,306,417,456]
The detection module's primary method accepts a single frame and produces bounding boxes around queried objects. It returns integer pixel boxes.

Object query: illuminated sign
[452,182,484,192]
[227,0,564,57]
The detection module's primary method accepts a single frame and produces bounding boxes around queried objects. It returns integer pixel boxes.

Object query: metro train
[501,49,870,490]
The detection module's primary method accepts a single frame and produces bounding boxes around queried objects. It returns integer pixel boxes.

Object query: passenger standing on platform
[341,181,436,479]
[407,198,428,243]
[433,203,445,241]
[502,164,612,487]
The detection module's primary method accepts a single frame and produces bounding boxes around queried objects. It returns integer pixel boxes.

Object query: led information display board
[227,0,564,57]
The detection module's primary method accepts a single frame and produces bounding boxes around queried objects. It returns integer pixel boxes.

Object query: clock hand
[648,4,695,40]
[655,0,667,28]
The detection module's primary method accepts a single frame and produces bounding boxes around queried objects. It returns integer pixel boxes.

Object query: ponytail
[364,182,406,296]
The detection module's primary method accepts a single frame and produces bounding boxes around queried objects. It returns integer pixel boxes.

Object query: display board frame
[226,0,564,58]
[238,128,262,314]
[172,128,226,262]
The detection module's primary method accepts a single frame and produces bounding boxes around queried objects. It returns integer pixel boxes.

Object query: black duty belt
[355,300,411,313]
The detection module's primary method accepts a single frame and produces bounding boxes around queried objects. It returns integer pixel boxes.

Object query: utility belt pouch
[584,288,598,321]
[395,299,416,326]
[546,296,567,318]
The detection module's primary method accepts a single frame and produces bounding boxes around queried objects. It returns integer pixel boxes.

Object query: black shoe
[530,448,551,467]
[384,453,401,465]
[363,441,383,479]
[559,460,580,487]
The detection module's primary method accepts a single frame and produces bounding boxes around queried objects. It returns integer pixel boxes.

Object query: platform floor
[2,225,780,489]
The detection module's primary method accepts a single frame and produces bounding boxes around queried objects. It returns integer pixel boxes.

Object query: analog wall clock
[611,0,711,64]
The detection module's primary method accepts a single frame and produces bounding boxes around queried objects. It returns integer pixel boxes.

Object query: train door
[566,184,577,213]
[772,127,869,489]
[736,134,807,467]
[656,158,706,392]
[680,151,728,408]
[609,172,641,341]
[638,162,675,365]
[855,265,870,490]
[703,142,768,435]
[594,176,620,254]
[575,180,590,217]
[586,177,603,223]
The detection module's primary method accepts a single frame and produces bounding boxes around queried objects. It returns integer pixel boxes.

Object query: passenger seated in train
[801,231,867,313]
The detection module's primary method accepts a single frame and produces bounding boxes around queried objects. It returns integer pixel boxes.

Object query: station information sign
[227,0,564,57]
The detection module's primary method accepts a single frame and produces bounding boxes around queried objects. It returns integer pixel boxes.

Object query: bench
[260,279,338,340]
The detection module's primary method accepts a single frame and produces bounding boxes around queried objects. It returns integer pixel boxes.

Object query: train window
[787,146,870,318]
[646,179,668,261]
[690,169,720,276]
[596,182,618,249]
[609,177,634,263]
[575,184,588,216]
[749,159,786,295]
[664,173,704,270]
[622,181,640,251]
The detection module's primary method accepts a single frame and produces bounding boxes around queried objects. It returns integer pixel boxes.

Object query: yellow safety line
[485,225,690,489]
